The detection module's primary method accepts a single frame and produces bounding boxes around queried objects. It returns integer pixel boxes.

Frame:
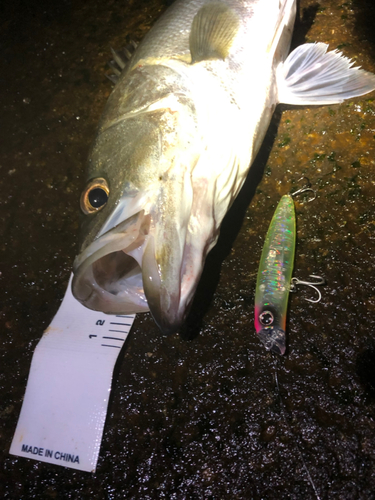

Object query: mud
[1,0,375,498]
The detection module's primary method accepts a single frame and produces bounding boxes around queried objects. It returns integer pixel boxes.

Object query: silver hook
[290,177,317,202]
[290,275,326,303]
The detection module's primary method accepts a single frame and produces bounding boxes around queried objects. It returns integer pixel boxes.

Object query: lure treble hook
[290,275,326,303]
[290,177,317,202]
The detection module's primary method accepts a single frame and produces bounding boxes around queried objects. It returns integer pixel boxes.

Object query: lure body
[254,194,296,355]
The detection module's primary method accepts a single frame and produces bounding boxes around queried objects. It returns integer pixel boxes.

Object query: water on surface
[1,0,375,498]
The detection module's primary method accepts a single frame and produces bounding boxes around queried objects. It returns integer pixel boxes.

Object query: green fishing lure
[254,195,296,355]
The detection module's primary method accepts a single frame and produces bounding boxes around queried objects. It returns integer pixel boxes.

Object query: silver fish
[72,0,375,333]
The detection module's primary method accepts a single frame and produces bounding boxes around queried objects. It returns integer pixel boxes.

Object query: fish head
[257,327,286,355]
[72,65,214,333]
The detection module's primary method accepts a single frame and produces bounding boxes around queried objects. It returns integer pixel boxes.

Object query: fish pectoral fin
[142,230,185,335]
[189,2,240,64]
[142,174,193,334]
[277,42,375,105]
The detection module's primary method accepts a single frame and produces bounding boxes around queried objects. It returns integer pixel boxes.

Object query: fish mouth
[257,327,286,355]
[72,209,201,334]
[72,210,151,315]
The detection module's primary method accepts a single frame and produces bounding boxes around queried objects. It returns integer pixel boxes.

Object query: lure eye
[259,310,274,326]
[80,178,109,215]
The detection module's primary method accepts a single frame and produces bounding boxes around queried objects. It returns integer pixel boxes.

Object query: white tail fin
[277,42,375,105]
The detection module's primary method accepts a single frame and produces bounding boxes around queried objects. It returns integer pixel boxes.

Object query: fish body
[254,195,295,355]
[72,0,375,333]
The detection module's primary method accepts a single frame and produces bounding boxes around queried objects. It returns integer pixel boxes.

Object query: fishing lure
[254,194,296,355]
[255,192,322,497]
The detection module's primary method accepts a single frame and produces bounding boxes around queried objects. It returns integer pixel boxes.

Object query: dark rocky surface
[1,0,375,498]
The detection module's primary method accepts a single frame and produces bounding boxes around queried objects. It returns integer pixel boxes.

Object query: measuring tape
[9,275,135,472]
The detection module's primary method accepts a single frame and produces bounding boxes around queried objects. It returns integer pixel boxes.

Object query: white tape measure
[9,275,135,472]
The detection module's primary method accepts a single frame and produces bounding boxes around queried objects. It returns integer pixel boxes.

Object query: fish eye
[259,310,274,326]
[80,178,109,214]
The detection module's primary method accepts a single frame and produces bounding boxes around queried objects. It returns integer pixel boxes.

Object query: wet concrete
[1,0,375,498]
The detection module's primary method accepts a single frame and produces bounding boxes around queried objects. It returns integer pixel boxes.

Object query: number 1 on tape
[9,275,135,472]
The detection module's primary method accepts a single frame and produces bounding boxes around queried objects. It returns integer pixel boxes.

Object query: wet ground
[1,0,375,498]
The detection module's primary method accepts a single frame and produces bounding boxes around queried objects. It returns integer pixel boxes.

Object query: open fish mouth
[72,211,151,315]
[72,208,200,334]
